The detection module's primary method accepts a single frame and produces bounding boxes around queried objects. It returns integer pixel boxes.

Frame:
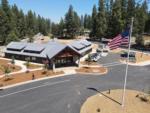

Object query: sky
[7,0,150,23]
[8,0,98,23]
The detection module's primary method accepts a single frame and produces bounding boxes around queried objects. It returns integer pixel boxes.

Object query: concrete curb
[0,66,107,90]
[0,73,72,90]
[120,60,150,66]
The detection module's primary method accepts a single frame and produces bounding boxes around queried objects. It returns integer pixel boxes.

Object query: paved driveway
[0,53,150,113]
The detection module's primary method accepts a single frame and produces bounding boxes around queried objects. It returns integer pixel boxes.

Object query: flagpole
[121,17,134,107]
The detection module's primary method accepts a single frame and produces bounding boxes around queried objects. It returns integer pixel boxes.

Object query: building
[5,40,92,70]
[143,35,150,46]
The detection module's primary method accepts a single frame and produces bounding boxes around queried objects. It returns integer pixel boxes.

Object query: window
[32,57,36,61]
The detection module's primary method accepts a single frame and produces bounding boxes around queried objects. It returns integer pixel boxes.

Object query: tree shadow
[87,87,122,105]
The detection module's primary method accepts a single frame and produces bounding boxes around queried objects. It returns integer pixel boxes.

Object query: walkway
[0,58,42,78]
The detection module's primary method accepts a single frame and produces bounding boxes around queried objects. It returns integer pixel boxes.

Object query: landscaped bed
[80,61,99,66]
[0,70,64,87]
[121,52,150,63]
[135,52,150,63]
[23,63,42,69]
[76,66,107,74]
[0,59,21,75]
[80,89,150,113]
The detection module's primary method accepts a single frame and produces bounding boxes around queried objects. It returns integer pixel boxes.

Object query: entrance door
[55,57,74,67]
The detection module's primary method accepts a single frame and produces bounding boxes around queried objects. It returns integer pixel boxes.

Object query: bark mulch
[0,59,21,75]
[76,66,107,74]
[0,70,64,87]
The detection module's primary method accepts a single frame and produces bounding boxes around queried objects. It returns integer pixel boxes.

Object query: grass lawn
[0,59,21,75]
[0,70,64,87]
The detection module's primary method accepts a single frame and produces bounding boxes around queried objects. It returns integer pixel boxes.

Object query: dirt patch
[0,59,21,75]
[80,61,99,66]
[80,89,150,113]
[76,67,107,74]
[0,70,64,87]
[135,52,150,63]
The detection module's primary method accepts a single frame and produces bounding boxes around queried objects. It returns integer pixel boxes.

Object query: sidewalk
[0,58,43,78]
[55,67,77,75]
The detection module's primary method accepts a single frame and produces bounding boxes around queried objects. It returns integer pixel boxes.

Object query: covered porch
[48,47,81,70]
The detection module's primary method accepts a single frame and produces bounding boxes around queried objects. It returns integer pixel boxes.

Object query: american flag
[108,29,130,50]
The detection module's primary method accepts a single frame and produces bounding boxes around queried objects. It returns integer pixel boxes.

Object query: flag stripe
[108,30,129,50]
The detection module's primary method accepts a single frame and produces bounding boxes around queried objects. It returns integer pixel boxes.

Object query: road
[0,53,150,113]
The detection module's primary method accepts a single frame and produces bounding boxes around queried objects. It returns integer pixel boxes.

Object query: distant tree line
[0,0,51,44]
[0,0,150,44]
[50,5,91,39]
[54,0,150,40]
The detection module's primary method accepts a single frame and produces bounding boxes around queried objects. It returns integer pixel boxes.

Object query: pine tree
[145,12,150,33]
[84,14,92,30]
[46,19,51,34]
[18,10,27,38]
[84,14,88,29]
[80,15,84,27]
[134,1,148,35]
[0,0,13,44]
[26,10,35,41]
[74,11,80,31]
[121,0,128,29]
[51,22,59,37]
[96,0,107,39]
[58,18,65,37]
[65,5,77,38]
[90,5,97,38]
[111,0,123,36]
[6,30,19,43]
[127,0,135,21]
[106,0,114,37]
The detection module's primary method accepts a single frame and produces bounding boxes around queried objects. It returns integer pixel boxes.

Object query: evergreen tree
[58,18,65,37]
[6,30,18,43]
[106,0,114,37]
[134,1,148,35]
[46,19,51,34]
[0,0,13,44]
[90,5,97,38]
[26,10,35,38]
[121,0,128,28]
[51,22,59,37]
[84,14,92,30]
[127,0,136,22]
[65,5,77,38]
[84,14,88,29]
[74,11,80,31]
[111,0,123,36]
[96,0,107,39]
[80,15,84,27]
[19,10,27,38]
[145,12,150,33]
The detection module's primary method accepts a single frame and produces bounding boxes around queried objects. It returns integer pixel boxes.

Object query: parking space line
[102,62,121,66]
[0,79,70,98]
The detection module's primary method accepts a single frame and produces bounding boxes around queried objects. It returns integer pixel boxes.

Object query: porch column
[78,57,80,67]
[52,60,55,72]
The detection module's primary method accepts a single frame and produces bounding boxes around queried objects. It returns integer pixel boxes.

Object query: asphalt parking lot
[0,53,150,113]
